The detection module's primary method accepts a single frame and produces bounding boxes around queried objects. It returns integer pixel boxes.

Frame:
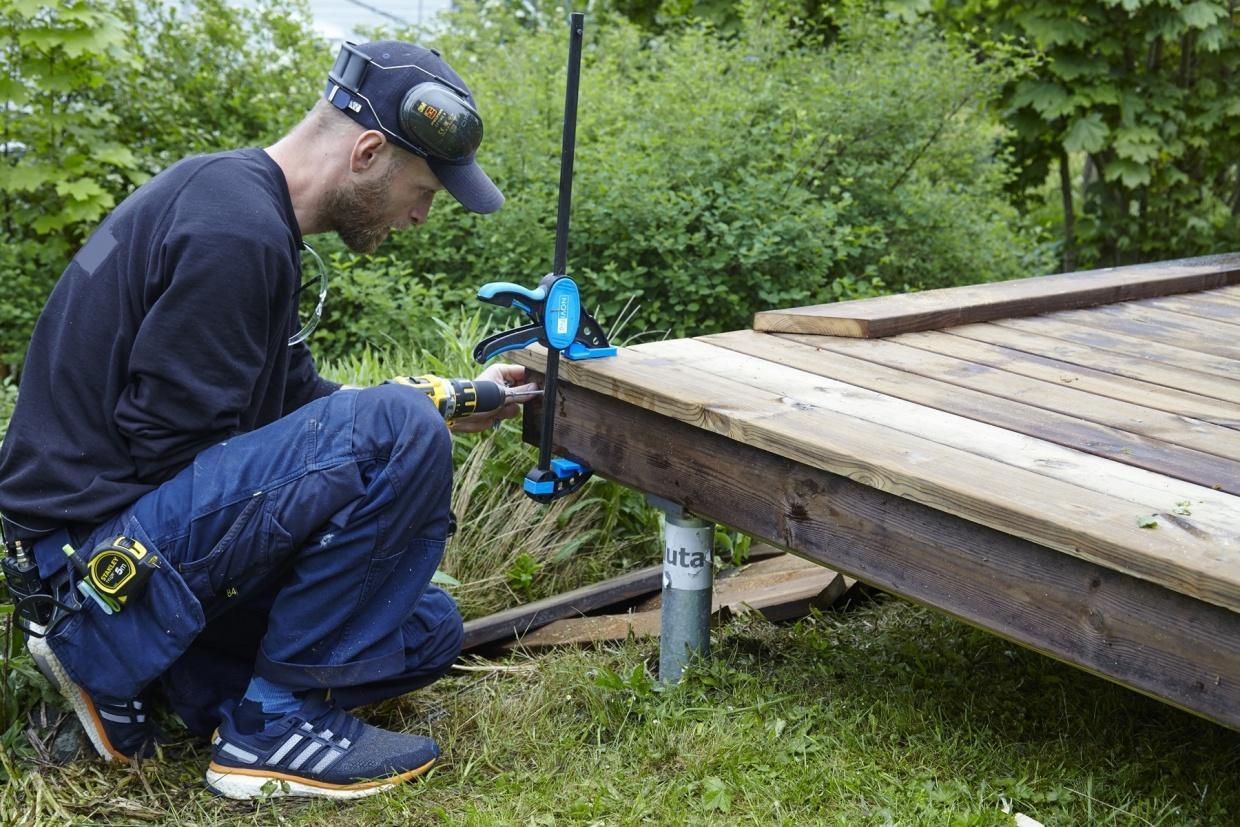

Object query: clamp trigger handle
[477,282,547,312]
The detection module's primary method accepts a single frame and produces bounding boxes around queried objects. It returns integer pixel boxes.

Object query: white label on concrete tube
[663,521,713,590]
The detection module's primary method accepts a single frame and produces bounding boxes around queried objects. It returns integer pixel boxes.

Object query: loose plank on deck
[699,331,1240,507]
[510,345,1240,613]
[521,378,1240,730]
[945,322,1240,409]
[752,253,1240,338]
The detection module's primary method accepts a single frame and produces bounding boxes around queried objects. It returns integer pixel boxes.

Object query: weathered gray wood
[1138,293,1240,324]
[996,315,1240,382]
[946,322,1240,408]
[461,564,662,651]
[892,328,1240,429]
[753,253,1240,337]
[1051,304,1240,360]
[525,381,1240,730]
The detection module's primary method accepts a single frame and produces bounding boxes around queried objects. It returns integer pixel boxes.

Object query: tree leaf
[1137,515,1159,529]
[1011,81,1070,118]
[1114,125,1162,163]
[1180,1,1226,30]
[1104,158,1152,187]
[1063,113,1109,153]
[703,777,732,813]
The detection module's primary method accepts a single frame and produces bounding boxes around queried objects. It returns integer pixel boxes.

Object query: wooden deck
[514,254,1240,729]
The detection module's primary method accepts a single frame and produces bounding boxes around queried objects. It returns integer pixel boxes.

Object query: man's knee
[352,384,452,474]
[415,587,464,677]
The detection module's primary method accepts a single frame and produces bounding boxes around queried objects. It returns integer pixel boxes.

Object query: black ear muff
[398,82,483,163]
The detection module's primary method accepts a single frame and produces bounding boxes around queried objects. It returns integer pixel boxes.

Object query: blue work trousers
[32,386,462,735]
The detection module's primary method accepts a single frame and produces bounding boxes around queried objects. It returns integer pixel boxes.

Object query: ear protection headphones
[326,42,484,164]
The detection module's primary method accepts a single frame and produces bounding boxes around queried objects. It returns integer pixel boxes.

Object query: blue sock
[241,675,302,717]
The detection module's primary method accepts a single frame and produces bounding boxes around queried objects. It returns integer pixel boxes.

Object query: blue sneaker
[26,634,156,763]
[205,696,438,800]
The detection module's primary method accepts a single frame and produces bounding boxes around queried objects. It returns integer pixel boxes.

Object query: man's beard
[322,160,399,254]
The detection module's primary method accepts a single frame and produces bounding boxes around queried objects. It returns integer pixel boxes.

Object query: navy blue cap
[325,40,504,214]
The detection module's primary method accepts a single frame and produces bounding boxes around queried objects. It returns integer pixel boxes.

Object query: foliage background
[0,0,1054,371]
[1,0,1239,822]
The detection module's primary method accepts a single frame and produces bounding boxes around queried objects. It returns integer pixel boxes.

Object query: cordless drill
[392,375,541,423]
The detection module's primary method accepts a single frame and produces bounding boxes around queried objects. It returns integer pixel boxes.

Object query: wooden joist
[502,556,853,650]
[752,253,1240,338]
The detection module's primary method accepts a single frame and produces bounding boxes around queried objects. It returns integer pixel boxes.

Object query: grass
[2,599,1238,824]
[2,323,1238,824]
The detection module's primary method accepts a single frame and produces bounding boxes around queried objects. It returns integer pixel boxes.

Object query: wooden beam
[460,564,662,651]
[525,381,1240,729]
[753,253,1240,337]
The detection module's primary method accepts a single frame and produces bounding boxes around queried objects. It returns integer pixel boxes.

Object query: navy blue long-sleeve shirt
[0,148,339,537]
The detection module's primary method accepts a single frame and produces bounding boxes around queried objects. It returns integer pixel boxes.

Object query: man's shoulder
[160,150,289,223]
[123,149,296,262]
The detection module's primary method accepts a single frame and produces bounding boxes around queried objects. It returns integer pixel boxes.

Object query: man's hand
[449,363,540,433]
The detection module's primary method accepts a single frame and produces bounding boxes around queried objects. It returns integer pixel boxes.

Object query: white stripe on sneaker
[267,733,304,765]
[289,741,322,770]
[310,748,343,774]
[221,743,258,764]
[98,710,133,724]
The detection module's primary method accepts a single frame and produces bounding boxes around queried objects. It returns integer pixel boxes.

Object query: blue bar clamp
[472,14,615,503]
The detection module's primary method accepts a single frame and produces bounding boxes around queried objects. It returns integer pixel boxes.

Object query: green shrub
[357,0,1045,345]
[2,0,1044,368]
[0,0,326,374]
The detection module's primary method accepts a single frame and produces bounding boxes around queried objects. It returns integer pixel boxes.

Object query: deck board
[1138,292,1240,324]
[994,316,1240,383]
[702,330,1240,494]
[760,332,1240,463]
[1050,305,1240,360]
[945,322,1240,409]
[889,328,1240,429]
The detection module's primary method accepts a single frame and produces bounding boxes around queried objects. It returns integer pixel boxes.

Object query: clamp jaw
[474,274,615,503]
[473,274,615,364]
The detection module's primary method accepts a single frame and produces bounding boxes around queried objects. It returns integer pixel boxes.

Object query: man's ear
[349,130,389,174]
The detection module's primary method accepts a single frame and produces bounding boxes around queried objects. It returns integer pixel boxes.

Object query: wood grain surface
[944,322,1240,408]
[699,330,1240,496]
[510,345,1240,613]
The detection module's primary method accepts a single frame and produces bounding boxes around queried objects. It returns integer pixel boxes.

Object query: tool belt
[3,518,160,638]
